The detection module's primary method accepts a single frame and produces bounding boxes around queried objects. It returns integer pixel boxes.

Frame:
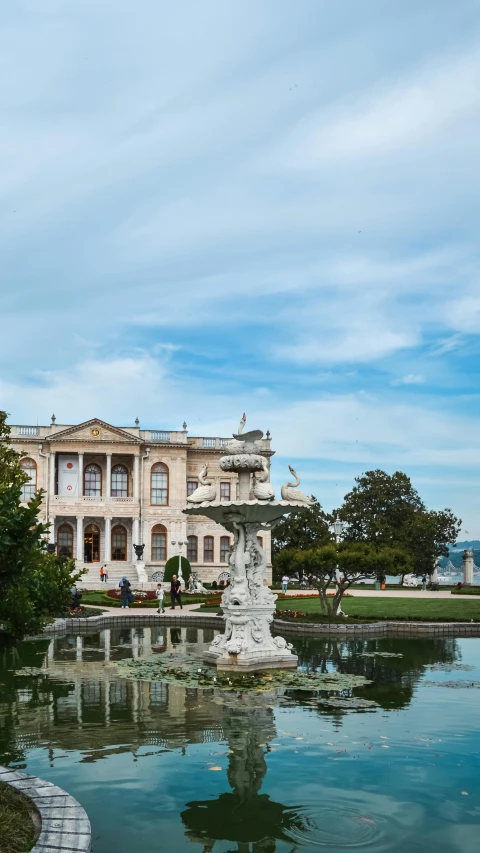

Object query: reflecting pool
[1,626,479,852]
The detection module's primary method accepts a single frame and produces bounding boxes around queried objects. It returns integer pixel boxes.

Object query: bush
[163,556,191,584]
[451,587,480,595]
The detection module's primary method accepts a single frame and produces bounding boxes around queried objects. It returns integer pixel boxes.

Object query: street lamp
[333,515,345,543]
[171,539,188,588]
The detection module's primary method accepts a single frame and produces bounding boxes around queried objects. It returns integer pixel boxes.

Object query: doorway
[84,523,100,563]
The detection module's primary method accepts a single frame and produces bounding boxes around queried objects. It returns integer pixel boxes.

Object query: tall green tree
[336,470,461,579]
[0,411,82,639]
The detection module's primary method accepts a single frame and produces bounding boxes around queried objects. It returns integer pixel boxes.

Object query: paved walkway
[88,587,480,618]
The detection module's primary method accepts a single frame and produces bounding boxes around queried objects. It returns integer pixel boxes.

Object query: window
[220,536,231,562]
[187,480,198,497]
[84,463,101,496]
[151,524,167,561]
[203,438,216,448]
[187,535,198,562]
[204,536,214,562]
[20,458,36,500]
[111,464,128,497]
[57,523,73,558]
[111,525,127,561]
[220,482,231,501]
[151,463,168,505]
[151,431,170,441]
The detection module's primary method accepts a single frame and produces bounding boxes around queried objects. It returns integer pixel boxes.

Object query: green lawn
[80,591,212,608]
[0,782,37,853]
[276,595,480,622]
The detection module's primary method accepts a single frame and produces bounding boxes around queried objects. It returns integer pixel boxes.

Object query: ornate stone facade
[10,417,273,586]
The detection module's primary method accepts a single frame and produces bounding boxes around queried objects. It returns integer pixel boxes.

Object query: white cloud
[392,374,425,386]
[286,49,480,167]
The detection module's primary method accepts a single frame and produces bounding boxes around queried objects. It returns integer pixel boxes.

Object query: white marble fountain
[184,414,313,672]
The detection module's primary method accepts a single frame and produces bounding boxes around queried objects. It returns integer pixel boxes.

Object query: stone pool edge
[41,613,480,637]
[0,767,91,853]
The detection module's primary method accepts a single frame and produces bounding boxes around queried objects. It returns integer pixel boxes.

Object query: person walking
[119,576,131,608]
[100,566,104,584]
[156,583,165,614]
[422,574,427,591]
[170,575,183,610]
[281,574,289,593]
[103,565,108,584]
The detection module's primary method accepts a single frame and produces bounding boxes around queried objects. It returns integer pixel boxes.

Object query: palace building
[11,417,273,586]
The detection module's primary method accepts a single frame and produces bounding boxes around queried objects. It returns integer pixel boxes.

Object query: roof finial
[51,414,56,425]
[135,417,140,427]
[182,421,187,432]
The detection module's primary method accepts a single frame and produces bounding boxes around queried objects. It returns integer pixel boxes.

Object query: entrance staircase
[76,562,153,590]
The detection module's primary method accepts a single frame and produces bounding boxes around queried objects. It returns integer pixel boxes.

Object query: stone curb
[41,612,480,638]
[0,767,91,852]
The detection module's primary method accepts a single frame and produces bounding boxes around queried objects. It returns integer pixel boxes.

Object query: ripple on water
[284,801,385,849]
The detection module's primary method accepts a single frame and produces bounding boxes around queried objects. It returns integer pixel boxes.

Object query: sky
[2,0,480,534]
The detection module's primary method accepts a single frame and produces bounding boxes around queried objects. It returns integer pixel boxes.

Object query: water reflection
[0,629,479,853]
[182,703,305,852]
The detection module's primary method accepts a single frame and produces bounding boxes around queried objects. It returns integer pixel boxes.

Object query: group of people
[99,566,109,583]
[117,575,183,612]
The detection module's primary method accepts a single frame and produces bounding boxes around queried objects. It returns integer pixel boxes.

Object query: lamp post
[332,515,346,583]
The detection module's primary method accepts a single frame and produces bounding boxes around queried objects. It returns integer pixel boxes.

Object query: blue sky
[2,0,480,534]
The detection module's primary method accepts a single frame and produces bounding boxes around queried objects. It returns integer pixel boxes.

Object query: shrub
[163,556,191,584]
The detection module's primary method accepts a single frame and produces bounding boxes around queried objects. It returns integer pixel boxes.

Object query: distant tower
[463,548,474,586]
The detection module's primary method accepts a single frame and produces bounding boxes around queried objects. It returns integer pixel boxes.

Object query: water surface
[0,626,479,852]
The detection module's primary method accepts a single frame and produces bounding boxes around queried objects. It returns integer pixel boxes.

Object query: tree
[163,555,191,585]
[0,411,82,639]
[292,541,412,617]
[336,470,461,581]
[272,499,332,579]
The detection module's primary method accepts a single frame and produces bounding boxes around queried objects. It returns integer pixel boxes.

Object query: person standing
[119,576,131,609]
[422,574,427,591]
[156,583,165,614]
[170,575,183,610]
[281,574,289,593]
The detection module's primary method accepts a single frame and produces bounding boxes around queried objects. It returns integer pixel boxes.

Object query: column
[49,517,55,544]
[106,454,112,499]
[105,518,111,563]
[76,517,83,561]
[463,549,474,586]
[49,453,56,496]
[132,518,139,554]
[133,455,140,500]
[78,453,84,496]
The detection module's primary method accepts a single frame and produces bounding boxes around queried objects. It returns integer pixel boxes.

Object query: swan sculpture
[252,457,275,501]
[281,466,313,504]
[186,464,217,503]
[224,413,247,453]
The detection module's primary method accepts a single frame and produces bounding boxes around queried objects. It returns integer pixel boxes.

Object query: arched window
[151,524,167,561]
[20,458,37,500]
[204,536,214,562]
[84,463,101,497]
[187,535,198,562]
[111,524,127,561]
[151,463,168,505]
[57,523,73,558]
[111,464,128,497]
[84,523,100,563]
[220,536,231,563]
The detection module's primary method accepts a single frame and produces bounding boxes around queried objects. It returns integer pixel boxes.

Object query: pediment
[48,419,141,444]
